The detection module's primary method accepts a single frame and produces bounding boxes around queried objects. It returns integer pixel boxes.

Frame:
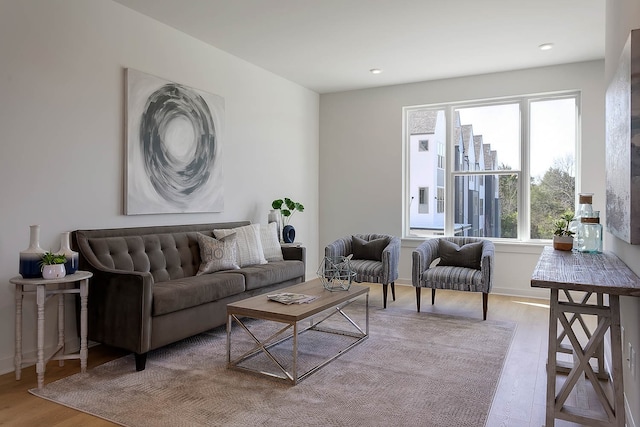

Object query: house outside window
[418,187,429,213]
[405,92,578,240]
[437,187,444,214]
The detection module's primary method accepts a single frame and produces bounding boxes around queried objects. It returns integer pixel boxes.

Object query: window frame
[403,91,580,242]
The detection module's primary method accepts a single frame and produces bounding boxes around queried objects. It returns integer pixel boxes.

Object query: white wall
[605,1,640,424]
[0,0,319,375]
[319,61,605,298]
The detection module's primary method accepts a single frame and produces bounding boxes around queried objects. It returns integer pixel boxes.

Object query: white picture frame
[125,68,224,215]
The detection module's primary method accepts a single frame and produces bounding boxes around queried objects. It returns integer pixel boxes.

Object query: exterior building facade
[408,110,500,237]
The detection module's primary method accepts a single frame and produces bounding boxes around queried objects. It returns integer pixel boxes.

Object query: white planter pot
[553,235,574,251]
[42,264,66,279]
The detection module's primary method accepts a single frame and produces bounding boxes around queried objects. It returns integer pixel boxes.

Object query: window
[437,187,444,214]
[405,93,578,240]
[418,140,429,151]
[418,187,429,213]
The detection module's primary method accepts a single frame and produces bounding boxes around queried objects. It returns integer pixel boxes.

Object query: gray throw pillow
[196,233,240,275]
[352,236,388,261]
[438,239,483,270]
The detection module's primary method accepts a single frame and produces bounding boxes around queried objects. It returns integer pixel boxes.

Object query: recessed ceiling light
[370,68,383,74]
[538,43,554,51]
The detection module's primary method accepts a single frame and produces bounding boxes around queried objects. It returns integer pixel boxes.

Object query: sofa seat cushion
[421,266,484,291]
[153,272,246,316]
[349,259,383,282]
[237,260,305,291]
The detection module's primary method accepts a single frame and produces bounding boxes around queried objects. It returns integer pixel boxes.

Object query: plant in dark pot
[40,251,67,279]
[553,212,575,251]
[271,198,304,243]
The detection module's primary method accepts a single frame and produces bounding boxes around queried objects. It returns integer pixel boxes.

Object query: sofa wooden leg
[382,283,388,308]
[391,282,396,301]
[416,287,421,312]
[482,293,488,320]
[431,288,436,305]
[135,353,147,371]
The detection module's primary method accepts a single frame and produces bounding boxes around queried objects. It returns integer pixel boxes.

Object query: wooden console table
[531,246,640,427]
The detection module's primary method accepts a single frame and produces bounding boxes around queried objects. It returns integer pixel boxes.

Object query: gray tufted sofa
[73,221,305,371]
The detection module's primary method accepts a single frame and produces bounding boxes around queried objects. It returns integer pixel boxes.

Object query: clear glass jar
[569,193,594,249]
[577,210,602,253]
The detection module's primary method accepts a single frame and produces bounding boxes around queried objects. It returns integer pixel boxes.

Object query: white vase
[57,231,79,274]
[42,264,66,280]
[19,225,46,278]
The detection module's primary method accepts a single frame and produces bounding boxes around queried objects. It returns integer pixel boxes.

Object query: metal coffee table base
[227,295,369,385]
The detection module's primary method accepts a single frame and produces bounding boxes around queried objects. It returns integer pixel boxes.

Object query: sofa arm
[324,237,352,258]
[73,231,154,355]
[382,237,401,284]
[282,245,306,263]
[83,268,154,355]
[412,239,440,286]
[480,240,495,292]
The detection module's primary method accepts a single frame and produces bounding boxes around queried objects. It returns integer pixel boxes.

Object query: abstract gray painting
[125,68,224,214]
[606,29,640,244]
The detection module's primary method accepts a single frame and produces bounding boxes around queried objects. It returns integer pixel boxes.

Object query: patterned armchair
[325,234,400,308]
[412,237,494,320]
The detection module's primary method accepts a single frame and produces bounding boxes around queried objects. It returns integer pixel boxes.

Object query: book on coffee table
[267,292,317,305]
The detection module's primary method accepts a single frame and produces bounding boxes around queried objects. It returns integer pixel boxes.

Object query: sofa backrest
[73,222,250,282]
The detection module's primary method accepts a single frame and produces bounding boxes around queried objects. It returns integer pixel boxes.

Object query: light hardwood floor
[0,284,592,426]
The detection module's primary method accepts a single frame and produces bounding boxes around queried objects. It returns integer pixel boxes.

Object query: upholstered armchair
[325,234,400,308]
[412,237,494,320]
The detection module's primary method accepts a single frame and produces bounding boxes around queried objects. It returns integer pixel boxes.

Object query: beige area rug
[30,304,515,427]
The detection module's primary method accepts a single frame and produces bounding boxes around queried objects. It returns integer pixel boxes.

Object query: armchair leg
[382,284,388,309]
[431,288,436,305]
[416,287,421,312]
[482,292,488,321]
[391,282,396,301]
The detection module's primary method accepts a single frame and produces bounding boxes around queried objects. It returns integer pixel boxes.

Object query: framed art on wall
[125,68,225,215]
[606,29,640,244]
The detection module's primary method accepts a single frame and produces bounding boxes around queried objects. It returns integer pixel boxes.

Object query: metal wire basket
[317,255,356,291]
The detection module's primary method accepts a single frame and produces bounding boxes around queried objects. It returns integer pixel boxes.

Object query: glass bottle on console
[569,193,594,250]
[577,211,603,253]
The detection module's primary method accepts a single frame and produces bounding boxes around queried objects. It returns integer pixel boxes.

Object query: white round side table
[10,271,92,389]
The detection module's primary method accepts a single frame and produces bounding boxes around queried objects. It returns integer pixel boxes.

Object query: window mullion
[519,100,530,240]
[445,106,455,236]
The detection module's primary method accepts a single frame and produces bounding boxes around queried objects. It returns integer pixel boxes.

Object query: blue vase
[19,225,46,278]
[282,225,295,243]
[57,232,79,274]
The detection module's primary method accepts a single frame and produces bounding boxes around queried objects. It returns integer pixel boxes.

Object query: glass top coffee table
[226,280,369,384]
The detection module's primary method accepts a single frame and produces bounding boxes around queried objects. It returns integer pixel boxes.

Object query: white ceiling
[113,0,605,94]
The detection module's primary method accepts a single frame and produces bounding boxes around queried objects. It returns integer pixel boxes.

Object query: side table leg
[79,279,89,373]
[36,284,46,389]
[14,285,23,381]
[546,288,559,427]
[58,291,65,367]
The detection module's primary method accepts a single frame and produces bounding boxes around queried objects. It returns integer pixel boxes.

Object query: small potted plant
[271,198,304,243]
[553,212,575,251]
[40,251,67,279]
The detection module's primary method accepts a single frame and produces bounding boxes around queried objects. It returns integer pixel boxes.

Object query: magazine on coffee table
[267,292,318,305]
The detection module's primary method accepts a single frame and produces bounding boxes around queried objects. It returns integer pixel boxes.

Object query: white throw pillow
[196,233,240,275]
[260,222,284,262]
[214,224,268,267]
